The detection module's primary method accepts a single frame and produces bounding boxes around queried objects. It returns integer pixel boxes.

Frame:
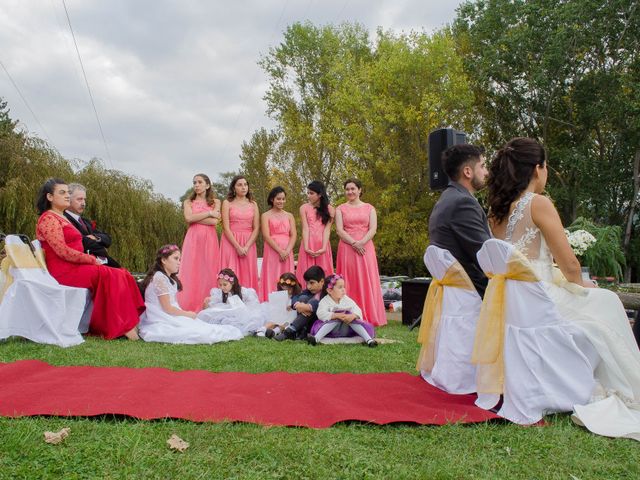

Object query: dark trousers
[289,314,315,339]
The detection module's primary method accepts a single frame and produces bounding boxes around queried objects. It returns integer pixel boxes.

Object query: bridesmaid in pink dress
[335,178,387,326]
[219,175,260,291]
[176,173,221,312]
[259,187,297,301]
[295,180,335,285]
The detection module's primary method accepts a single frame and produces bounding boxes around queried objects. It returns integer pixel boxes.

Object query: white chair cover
[30,239,93,334]
[0,235,86,347]
[420,245,481,394]
[475,239,598,424]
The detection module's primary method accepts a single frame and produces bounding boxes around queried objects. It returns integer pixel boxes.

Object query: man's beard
[470,175,486,192]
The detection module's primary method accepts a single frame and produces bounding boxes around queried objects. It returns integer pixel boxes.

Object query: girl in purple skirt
[307,274,377,347]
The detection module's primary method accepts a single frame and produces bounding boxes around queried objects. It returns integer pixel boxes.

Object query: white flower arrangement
[565,229,597,257]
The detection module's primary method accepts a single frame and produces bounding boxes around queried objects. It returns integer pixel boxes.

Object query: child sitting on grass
[138,245,243,344]
[264,272,301,338]
[307,273,377,347]
[274,266,325,341]
[197,268,264,336]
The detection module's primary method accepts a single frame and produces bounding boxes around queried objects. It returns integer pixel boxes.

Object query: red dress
[36,211,144,339]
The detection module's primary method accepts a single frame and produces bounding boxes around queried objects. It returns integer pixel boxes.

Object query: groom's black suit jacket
[428,181,491,297]
[63,211,121,268]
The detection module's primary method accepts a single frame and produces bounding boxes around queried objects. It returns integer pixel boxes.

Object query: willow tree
[0,99,185,272]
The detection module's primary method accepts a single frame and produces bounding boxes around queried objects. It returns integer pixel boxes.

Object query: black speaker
[428,128,467,190]
[401,278,432,325]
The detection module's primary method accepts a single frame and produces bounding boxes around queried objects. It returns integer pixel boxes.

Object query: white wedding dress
[502,192,640,440]
[139,272,243,344]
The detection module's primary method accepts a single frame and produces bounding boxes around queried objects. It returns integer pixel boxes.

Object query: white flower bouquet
[565,229,597,257]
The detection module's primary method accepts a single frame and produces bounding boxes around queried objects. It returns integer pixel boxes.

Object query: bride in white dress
[138,245,243,344]
[487,137,640,441]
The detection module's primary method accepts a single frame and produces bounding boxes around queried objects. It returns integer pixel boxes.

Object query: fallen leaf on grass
[504,447,511,456]
[44,427,70,445]
[167,434,189,452]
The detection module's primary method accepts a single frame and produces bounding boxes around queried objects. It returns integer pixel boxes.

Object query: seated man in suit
[428,144,490,297]
[64,183,121,268]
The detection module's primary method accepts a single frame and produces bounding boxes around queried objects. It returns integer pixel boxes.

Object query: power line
[61,0,113,167]
[0,59,54,144]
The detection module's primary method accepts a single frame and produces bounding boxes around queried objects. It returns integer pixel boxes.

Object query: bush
[568,217,625,280]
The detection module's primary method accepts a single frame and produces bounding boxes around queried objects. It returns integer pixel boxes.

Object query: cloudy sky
[1,0,462,201]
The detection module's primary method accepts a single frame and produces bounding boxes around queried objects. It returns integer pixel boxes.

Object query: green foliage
[254,23,476,274]
[453,0,640,276]
[210,171,238,201]
[0,98,185,272]
[73,160,185,271]
[0,325,638,479]
[568,217,625,279]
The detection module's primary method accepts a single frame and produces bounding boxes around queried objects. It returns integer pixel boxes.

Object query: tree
[0,100,185,272]
[239,128,279,214]
[454,0,640,277]
[256,23,476,274]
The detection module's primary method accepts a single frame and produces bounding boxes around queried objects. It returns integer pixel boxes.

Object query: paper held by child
[267,290,295,325]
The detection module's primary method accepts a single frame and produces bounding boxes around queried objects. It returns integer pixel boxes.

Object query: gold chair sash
[5,243,41,269]
[32,245,48,271]
[416,261,475,372]
[471,249,538,394]
[0,241,47,302]
[0,256,12,301]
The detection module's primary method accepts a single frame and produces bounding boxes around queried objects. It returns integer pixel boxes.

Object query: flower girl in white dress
[138,245,243,344]
[197,268,265,335]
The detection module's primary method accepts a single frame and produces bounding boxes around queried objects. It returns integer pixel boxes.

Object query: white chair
[474,239,598,424]
[417,245,481,394]
[30,239,93,334]
[0,235,87,347]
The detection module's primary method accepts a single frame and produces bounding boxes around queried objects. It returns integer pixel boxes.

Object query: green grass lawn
[0,321,637,479]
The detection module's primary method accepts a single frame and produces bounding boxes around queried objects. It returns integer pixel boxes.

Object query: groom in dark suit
[64,183,121,268]
[428,144,491,297]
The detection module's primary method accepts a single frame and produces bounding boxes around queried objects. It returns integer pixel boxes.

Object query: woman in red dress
[35,178,144,339]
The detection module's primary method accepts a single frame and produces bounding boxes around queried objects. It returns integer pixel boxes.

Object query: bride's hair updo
[487,137,546,224]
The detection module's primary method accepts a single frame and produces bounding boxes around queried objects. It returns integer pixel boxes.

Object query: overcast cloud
[0,0,462,201]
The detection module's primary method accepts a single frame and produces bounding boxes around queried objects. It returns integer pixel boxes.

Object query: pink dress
[219,202,259,291]
[295,203,334,285]
[259,214,295,301]
[177,199,220,312]
[336,203,387,326]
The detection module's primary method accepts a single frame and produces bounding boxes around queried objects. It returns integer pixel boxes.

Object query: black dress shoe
[306,334,318,346]
[366,339,378,348]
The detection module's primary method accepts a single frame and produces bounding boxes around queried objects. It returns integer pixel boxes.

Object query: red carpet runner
[0,360,497,428]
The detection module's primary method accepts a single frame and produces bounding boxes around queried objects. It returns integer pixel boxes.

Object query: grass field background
[0,321,637,479]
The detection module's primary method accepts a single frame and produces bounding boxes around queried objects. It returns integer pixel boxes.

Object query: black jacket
[63,211,120,268]
[428,181,491,297]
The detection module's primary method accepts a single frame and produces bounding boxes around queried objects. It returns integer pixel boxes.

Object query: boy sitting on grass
[273,266,325,341]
